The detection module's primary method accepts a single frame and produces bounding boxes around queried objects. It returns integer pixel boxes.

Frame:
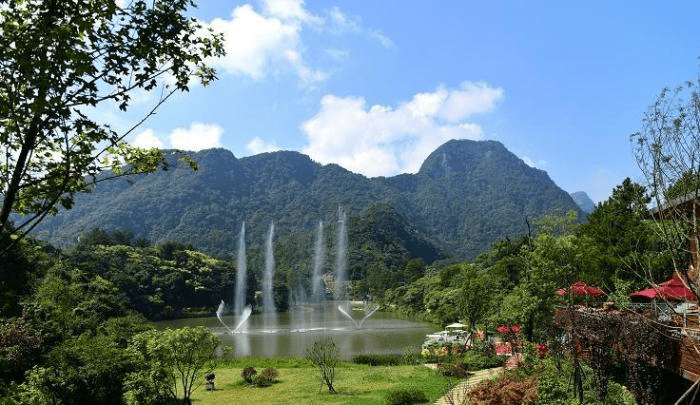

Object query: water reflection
[156,307,434,359]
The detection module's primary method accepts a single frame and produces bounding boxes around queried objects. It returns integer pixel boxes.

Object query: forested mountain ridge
[30,139,583,260]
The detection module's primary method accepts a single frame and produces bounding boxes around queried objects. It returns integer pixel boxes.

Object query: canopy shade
[445,323,466,329]
[554,281,606,297]
[629,277,698,301]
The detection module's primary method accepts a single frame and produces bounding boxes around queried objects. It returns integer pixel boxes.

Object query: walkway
[432,366,503,405]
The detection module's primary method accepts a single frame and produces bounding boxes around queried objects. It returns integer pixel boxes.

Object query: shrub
[307,338,339,394]
[385,387,429,405]
[466,373,538,404]
[253,368,278,387]
[402,346,421,365]
[353,354,402,366]
[241,366,257,384]
[439,361,471,377]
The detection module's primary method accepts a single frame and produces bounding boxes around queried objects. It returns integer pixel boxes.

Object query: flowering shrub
[497,325,521,335]
[495,342,512,356]
[535,343,549,359]
[505,354,523,369]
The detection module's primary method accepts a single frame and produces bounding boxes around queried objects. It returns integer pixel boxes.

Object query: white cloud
[206,4,311,81]
[246,136,282,154]
[327,7,393,48]
[201,2,391,86]
[261,0,322,25]
[132,129,165,149]
[301,82,503,177]
[169,123,223,151]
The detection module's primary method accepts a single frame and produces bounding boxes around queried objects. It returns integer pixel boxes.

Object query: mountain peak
[570,191,596,214]
[418,139,527,179]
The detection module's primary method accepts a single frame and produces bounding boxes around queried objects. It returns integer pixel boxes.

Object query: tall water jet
[262,221,277,331]
[234,222,248,331]
[335,209,348,301]
[311,221,325,302]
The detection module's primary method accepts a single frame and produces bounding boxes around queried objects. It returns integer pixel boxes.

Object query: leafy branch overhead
[0,0,224,244]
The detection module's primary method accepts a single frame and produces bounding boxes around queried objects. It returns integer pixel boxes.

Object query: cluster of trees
[385,177,683,341]
[0,235,222,404]
[0,1,227,403]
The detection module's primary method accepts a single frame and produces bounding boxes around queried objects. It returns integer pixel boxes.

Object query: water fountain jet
[262,221,277,332]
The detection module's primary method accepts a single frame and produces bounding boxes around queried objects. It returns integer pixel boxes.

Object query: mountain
[30,139,583,261]
[570,191,596,214]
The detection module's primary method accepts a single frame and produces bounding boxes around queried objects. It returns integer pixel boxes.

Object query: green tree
[22,264,131,346]
[16,315,149,405]
[458,263,498,331]
[577,178,677,287]
[0,0,224,252]
[125,327,220,405]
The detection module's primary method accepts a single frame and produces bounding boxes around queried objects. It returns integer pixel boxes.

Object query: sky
[116,0,700,203]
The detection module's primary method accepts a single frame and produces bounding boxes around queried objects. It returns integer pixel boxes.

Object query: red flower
[510,325,521,334]
[495,342,512,355]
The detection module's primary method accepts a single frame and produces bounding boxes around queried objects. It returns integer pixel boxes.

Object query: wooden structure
[555,304,700,383]
[652,192,700,276]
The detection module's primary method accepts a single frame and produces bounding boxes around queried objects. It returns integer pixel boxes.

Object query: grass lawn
[190,360,449,404]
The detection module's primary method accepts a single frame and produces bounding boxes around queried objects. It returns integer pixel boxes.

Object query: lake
[156,303,436,359]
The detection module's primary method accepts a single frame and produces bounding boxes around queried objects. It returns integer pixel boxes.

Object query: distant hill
[570,191,596,214]
[30,139,583,261]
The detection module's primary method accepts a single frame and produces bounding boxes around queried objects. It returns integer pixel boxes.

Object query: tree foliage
[0,0,224,250]
[125,327,220,405]
[58,236,236,320]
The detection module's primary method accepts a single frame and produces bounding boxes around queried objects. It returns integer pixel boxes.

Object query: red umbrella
[629,277,698,301]
[554,281,606,297]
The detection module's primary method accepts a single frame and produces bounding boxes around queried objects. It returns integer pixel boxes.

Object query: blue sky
[120,0,700,203]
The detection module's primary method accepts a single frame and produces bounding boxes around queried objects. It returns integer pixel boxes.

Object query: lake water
[156,303,436,359]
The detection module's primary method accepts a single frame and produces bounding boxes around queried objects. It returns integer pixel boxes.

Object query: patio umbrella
[554,281,606,297]
[629,277,698,301]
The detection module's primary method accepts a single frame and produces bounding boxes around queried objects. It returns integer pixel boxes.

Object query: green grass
[191,362,448,405]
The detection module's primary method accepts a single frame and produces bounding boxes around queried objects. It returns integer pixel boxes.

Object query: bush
[438,361,471,377]
[253,368,278,387]
[307,338,339,394]
[353,354,402,366]
[402,346,421,365]
[460,351,506,370]
[467,373,538,404]
[385,387,429,405]
[241,366,257,384]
